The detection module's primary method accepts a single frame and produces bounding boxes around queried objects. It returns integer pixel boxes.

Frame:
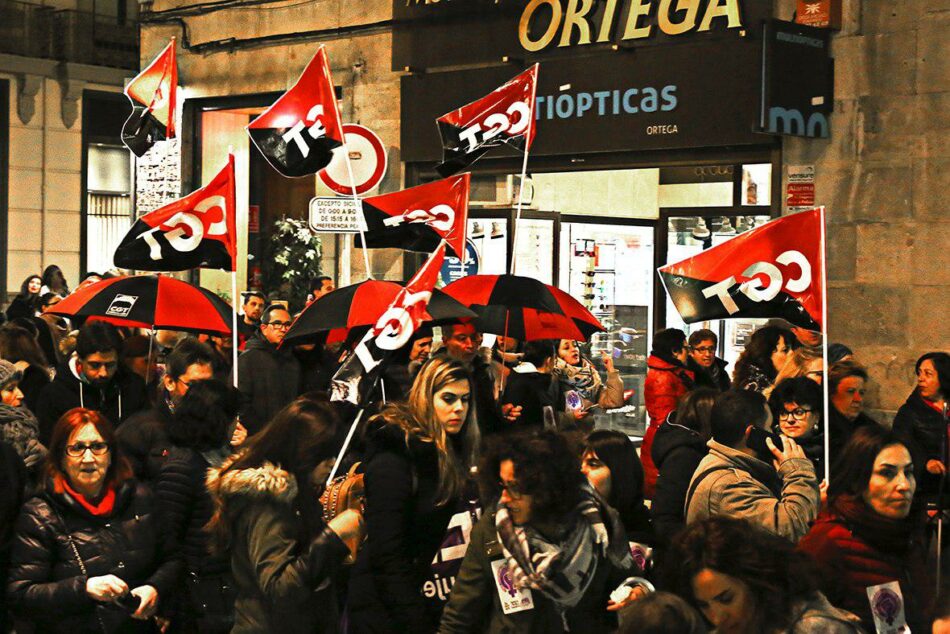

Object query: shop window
[742,163,772,206]
[85,144,132,274]
[531,170,660,219]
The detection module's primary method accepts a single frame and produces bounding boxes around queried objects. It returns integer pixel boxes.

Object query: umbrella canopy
[441,274,605,341]
[49,274,233,335]
[282,280,476,346]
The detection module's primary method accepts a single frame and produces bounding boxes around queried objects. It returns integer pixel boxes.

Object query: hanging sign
[308,197,366,233]
[440,239,480,286]
[318,124,388,195]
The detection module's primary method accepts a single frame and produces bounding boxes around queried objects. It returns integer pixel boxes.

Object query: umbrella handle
[499,309,510,395]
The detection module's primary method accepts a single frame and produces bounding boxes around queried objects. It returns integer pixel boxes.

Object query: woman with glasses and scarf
[7,408,180,633]
[440,430,645,634]
[768,377,826,482]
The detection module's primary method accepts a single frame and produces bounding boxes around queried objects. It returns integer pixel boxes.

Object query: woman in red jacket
[641,328,694,499]
[798,425,933,633]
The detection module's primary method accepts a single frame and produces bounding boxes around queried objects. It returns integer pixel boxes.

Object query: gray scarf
[0,403,42,460]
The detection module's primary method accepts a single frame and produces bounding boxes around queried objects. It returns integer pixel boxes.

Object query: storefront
[397,0,782,433]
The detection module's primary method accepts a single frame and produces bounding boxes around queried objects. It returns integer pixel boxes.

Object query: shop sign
[308,197,366,233]
[402,37,763,161]
[757,20,833,139]
[394,0,767,70]
[786,164,815,212]
[795,0,841,30]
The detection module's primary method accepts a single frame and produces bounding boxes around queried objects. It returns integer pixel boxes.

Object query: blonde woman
[763,346,824,399]
[348,357,479,634]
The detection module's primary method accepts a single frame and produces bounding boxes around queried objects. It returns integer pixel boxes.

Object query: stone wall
[778,0,949,418]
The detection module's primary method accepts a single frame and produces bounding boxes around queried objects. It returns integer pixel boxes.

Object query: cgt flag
[114,155,237,272]
[122,39,178,157]
[435,64,538,177]
[247,46,344,178]
[330,243,446,405]
[355,174,470,259]
[658,208,824,330]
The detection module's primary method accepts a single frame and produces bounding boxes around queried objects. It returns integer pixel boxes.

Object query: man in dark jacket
[501,339,559,429]
[117,338,215,481]
[232,305,301,435]
[35,321,148,444]
[236,291,266,351]
[686,329,730,392]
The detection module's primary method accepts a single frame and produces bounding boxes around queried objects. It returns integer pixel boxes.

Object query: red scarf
[59,476,116,516]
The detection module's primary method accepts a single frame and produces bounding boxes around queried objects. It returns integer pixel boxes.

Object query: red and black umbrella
[50,274,233,335]
[441,274,604,341]
[282,279,477,346]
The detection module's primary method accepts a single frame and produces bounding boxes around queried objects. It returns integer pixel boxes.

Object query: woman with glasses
[348,357,480,634]
[7,407,180,633]
[642,328,695,499]
[768,377,826,481]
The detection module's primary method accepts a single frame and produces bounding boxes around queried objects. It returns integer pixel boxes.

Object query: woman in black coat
[348,357,479,634]
[893,352,948,500]
[7,408,180,633]
[650,388,716,544]
[153,379,241,633]
[5,275,42,321]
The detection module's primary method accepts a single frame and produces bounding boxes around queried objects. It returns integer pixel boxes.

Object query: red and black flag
[658,208,824,330]
[330,243,446,405]
[435,64,538,177]
[247,46,343,178]
[114,155,237,272]
[122,39,178,157]
[355,174,469,258]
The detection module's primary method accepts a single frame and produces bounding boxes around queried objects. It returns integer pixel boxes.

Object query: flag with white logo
[435,64,538,177]
[330,243,446,405]
[122,39,178,157]
[355,174,470,259]
[658,208,824,330]
[247,46,344,178]
[113,155,237,272]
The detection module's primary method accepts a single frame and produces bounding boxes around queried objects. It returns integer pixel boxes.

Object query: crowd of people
[0,267,947,633]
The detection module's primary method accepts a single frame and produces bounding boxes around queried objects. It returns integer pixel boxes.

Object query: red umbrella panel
[49,275,233,335]
[282,279,476,346]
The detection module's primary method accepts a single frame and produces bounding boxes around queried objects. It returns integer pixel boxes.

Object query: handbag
[319,461,364,524]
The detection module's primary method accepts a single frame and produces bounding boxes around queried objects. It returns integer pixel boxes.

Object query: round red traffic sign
[319,124,388,196]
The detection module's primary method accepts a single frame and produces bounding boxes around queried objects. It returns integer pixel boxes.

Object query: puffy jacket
[641,355,693,498]
[231,334,301,435]
[438,505,630,634]
[6,479,181,633]
[798,498,931,633]
[650,421,707,543]
[36,357,149,445]
[685,440,820,543]
[115,397,174,482]
[206,457,349,634]
[893,391,947,497]
[348,419,457,634]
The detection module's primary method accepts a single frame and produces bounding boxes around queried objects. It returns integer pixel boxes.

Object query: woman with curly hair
[441,430,643,633]
[732,325,798,393]
[665,516,862,633]
[348,357,480,634]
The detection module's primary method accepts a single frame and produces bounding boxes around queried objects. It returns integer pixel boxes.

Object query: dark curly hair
[167,379,240,451]
[732,325,798,387]
[479,430,584,524]
[663,516,820,632]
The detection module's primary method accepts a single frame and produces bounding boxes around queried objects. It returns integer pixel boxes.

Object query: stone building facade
[135,0,948,418]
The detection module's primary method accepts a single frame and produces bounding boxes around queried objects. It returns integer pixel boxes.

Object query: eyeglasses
[691,346,716,353]
[498,480,524,500]
[65,442,110,457]
[265,321,292,329]
[778,408,813,421]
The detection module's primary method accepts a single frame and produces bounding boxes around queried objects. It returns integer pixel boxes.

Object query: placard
[308,197,366,233]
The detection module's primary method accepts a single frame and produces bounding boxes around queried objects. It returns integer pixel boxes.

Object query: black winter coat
[232,334,301,435]
[0,442,27,632]
[651,421,707,544]
[348,420,457,634]
[687,357,731,392]
[36,359,149,445]
[19,364,51,416]
[154,447,228,578]
[893,391,948,497]
[6,480,182,633]
[828,408,880,465]
[501,368,558,430]
[115,398,174,482]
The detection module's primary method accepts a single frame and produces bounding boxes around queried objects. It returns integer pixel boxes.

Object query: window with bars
[86,143,132,273]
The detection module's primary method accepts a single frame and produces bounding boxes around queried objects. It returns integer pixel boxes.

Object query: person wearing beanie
[0,359,47,473]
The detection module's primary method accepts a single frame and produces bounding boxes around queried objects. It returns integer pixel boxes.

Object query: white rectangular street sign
[308,197,366,233]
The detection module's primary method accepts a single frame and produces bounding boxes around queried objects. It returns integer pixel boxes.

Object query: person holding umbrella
[36,322,149,445]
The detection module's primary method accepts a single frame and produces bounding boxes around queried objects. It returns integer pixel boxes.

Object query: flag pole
[508,64,538,276]
[341,141,374,280]
[818,206,831,486]
[231,270,239,389]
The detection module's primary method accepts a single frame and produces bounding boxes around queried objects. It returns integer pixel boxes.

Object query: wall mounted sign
[319,124,388,195]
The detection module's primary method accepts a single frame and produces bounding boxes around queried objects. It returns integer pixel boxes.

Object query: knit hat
[0,359,23,390]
